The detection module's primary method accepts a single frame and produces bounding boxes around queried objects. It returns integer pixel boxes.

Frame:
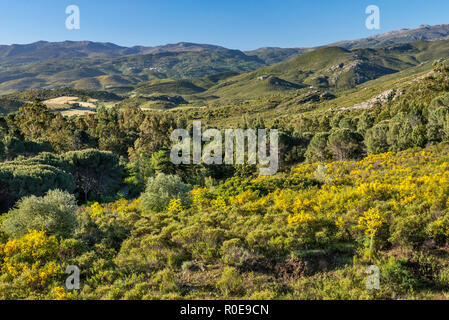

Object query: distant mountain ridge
[330,24,449,49]
[1,24,449,65]
[0,41,228,65]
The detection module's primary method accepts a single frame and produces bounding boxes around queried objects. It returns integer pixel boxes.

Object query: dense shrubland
[0,64,449,299]
[1,145,449,299]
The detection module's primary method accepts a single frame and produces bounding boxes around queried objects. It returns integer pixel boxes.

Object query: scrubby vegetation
[2,144,449,299]
[1,39,449,300]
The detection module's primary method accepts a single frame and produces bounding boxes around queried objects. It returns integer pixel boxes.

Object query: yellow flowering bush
[0,230,64,290]
[191,187,212,210]
[89,202,104,218]
[110,198,141,215]
[229,190,258,206]
[2,230,59,262]
[427,216,449,242]
[358,208,387,239]
[211,196,227,211]
[167,198,183,214]
[50,286,73,300]
[88,198,141,218]
[287,211,316,225]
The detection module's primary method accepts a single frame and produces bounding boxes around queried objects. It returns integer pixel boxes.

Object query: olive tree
[140,173,191,212]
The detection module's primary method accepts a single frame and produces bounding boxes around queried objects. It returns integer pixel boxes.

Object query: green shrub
[153,269,181,294]
[381,257,420,294]
[221,238,259,268]
[216,267,244,297]
[115,234,186,273]
[172,224,224,262]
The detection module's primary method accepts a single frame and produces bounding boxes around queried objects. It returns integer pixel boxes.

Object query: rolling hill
[0,50,266,94]
[198,40,449,100]
[4,39,449,115]
[2,24,449,94]
[0,41,228,65]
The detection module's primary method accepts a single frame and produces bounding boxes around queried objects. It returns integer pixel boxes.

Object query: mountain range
[0,41,229,65]
[1,24,449,95]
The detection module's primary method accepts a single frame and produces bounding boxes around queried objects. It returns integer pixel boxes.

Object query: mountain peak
[329,24,449,49]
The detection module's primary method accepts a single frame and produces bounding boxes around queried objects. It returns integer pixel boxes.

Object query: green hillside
[196,40,449,102]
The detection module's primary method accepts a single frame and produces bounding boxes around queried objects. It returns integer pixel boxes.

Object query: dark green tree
[365,121,390,154]
[327,129,365,161]
[305,133,330,163]
[63,149,124,202]
[0,162,75,211]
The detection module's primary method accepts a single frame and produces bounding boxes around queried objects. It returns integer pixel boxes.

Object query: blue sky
[0,0,448,50]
